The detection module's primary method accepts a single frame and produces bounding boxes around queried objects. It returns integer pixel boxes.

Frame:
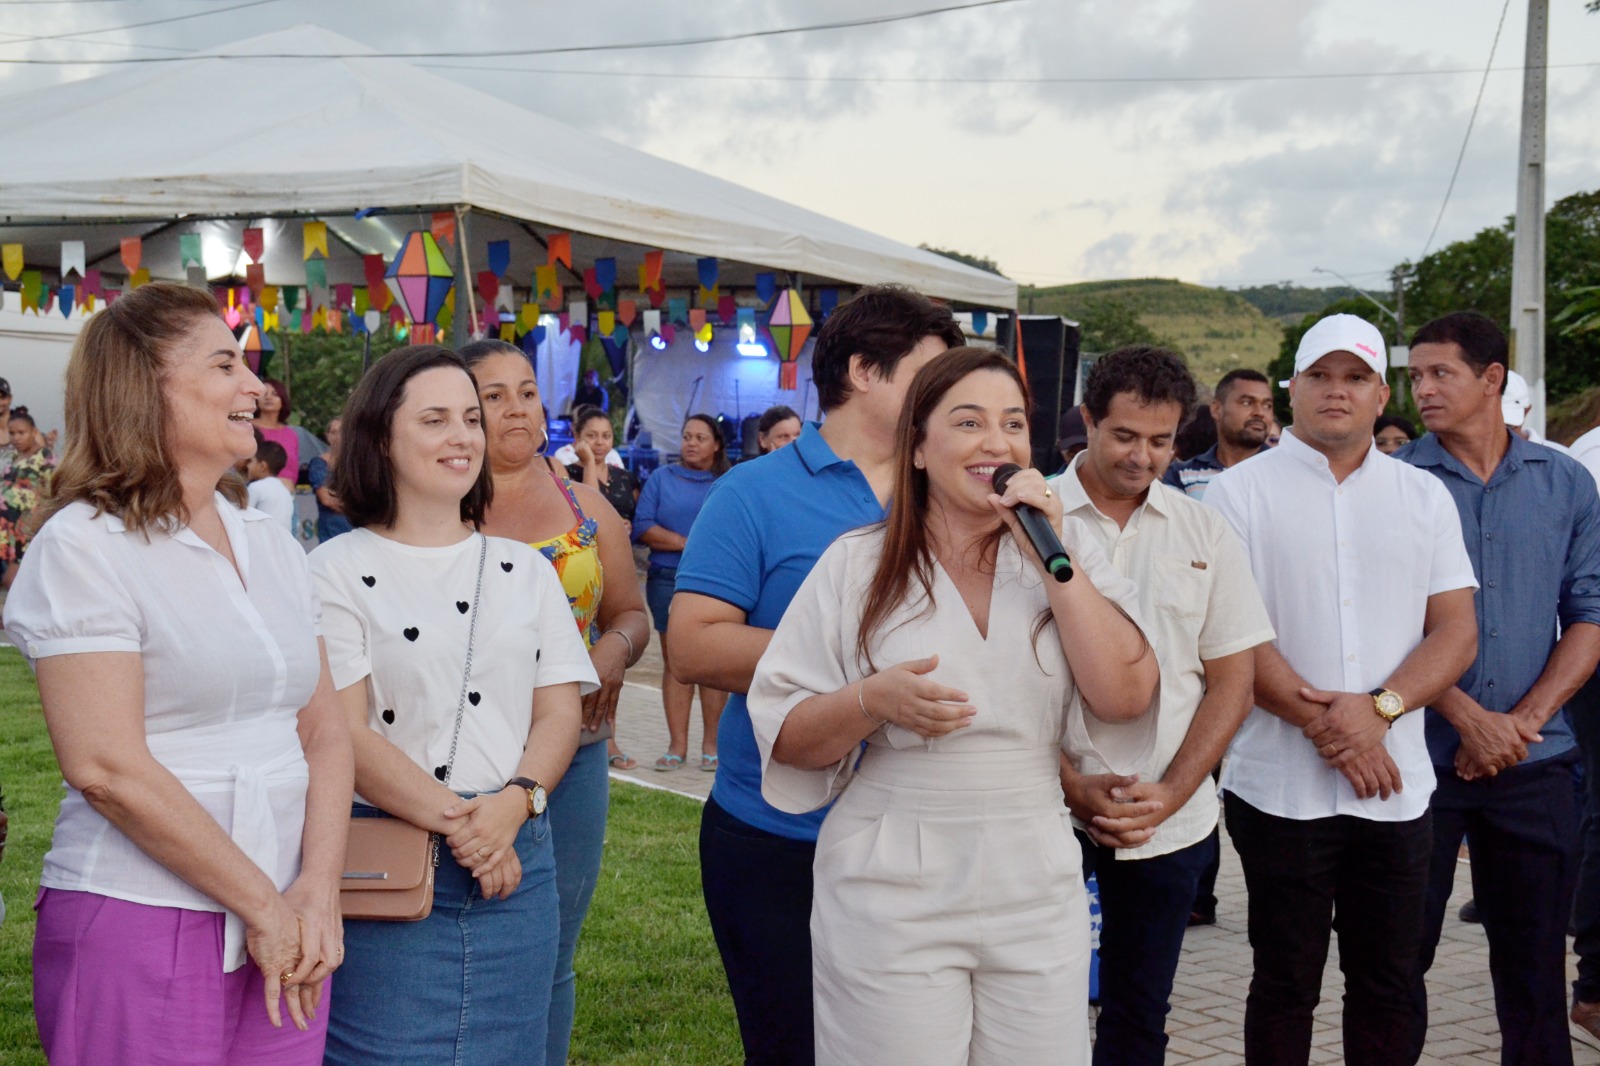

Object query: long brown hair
[855,346,1030,667]
[39,282,246,535]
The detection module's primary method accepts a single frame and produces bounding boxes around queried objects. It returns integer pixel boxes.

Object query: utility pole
[1392,265,1411,409]
[1510,0,1548,433]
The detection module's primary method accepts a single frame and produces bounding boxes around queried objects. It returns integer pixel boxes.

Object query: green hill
[1018,278,1284,390]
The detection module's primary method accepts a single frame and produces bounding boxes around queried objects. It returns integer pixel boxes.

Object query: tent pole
[454,205,481,344]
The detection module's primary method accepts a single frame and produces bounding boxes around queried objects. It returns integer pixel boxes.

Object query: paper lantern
[240,324,275,376]
[384,231,455,326]
[767,289,813,390]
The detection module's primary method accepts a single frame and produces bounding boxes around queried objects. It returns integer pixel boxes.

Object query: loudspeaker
[995,315,1081,472]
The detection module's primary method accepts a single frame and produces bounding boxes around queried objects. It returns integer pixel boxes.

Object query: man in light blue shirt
[1398,311,1600,1065]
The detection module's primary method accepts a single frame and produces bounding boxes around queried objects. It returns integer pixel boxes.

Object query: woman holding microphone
[749,347,1160,1064]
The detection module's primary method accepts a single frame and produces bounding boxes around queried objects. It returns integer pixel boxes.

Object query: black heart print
[456,601,469,614]
[381,709,395,725]
[501,561,514,573]
[535,649,541,662]
[404,627,420,642]
[434,765,448,781]
[361,575,376,587]
[468,692,481,706]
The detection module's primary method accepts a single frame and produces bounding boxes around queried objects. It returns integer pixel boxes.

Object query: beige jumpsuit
[750,523,1158,1066]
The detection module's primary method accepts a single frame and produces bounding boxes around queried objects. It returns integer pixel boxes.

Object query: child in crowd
[245,439,296,531]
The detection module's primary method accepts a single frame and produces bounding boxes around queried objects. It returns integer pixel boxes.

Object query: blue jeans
[645,566,676,633]
[326,800,559,1066]
[545,739,610,1065]
[1078,830,1217,1066]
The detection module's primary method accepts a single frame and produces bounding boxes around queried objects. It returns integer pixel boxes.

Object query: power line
[0,0,279,47]
[417,59,1599,85]
[0,0,1026,62]
[1417,0,1513,260]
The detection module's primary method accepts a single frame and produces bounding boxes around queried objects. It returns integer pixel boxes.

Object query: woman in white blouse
[749,347,1161,1065]
[3,282,352,1065]
[309,345,596,1064]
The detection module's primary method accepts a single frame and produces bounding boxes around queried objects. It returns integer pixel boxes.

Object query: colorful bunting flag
[583,267,601,301]
[363,253,386,294]
[643,250,663,290]
[668,297,688,326]
[283,286,300,313]
[547,233,571,269]
[246,262,266,297]
[21,271,42,311]
[177,234,202,269]
[58,286,74,317]
[243,227,264,263]
[304,258,327,290]
[717,294,737,323]
[594,257,617,294]
[617,299,637,327]
[569,301,588,333]
[129,268,151,289]
[2,244,22,282]
[520,304,540,333]
[696,257,718,291]
[303,221,328,260]
[260,285,279,311]
[477,271,499,306]
[353,286,369,316]
[83,269,102,297]
[689,308,706,331]
[972,311,989,336]
[430,212,456,248]
[598,310,615,335]
[334,283,354,310]
[698,285,719,308]
[61,240,86,278]
[487,240,511,278]
[120,237,142,275]
[819,289,839,319]
[755,272,776,304]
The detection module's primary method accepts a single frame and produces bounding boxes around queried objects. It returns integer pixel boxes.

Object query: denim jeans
[546,739,610,1065]
[326,799,559,1066]
[1078,830,1218,1066]
[645,566,676,634]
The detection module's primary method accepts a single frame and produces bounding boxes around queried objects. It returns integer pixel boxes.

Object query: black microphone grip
[991,463,1073,583]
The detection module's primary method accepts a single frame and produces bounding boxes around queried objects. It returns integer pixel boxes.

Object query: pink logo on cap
[1355,342,1378,358]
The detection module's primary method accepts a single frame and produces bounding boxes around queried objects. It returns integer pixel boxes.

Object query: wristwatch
[506,776,548,819]
[1369,688,1406,725]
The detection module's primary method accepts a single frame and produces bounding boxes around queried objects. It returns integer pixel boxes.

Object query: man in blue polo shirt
[1163,368,1273,501]
[1397,312,1600,1065]
[669,286,964,1065]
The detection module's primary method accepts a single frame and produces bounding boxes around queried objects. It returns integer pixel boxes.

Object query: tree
[1400,188,1600,401]
[1074,297,1165,354]
[268,327,409,435]
[918,244,1006,277]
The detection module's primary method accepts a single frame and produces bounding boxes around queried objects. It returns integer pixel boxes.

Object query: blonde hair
[39,281,246,536]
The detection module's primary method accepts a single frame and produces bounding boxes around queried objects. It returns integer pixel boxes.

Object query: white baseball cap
[1294,314,1388,376]
[1502,369,1531,427]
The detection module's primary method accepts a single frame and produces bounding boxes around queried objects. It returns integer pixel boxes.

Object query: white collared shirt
[1205,430,1478,822]
[3,495,323,971]
[1049,459,1275,857]
[247,475,296,532]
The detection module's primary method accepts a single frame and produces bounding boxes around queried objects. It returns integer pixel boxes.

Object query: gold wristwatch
[1369,688,1406,725]
[506,776,548,819]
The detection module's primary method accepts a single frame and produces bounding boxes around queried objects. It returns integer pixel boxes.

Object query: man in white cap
[1397,311,1600,1064]
[1205,313,1480,1064]
[1501,368,1573,454]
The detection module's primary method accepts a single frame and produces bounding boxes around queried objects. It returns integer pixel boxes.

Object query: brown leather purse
[339,535,485,922]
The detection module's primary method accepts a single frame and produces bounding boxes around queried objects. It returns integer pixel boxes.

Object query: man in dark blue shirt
[1397,312,1600,1066]
[1162,368,1273,501]
[668,287,964,1065]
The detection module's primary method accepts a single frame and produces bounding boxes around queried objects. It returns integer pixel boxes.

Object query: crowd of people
[7,278,1600,1066]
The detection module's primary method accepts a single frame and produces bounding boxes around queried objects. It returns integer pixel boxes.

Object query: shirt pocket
[1151,556,1212,628]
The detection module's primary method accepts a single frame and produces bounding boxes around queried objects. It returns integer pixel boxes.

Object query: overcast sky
[2,0,1597,291]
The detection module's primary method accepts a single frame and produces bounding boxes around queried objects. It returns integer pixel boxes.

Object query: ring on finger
[280,970,296,986]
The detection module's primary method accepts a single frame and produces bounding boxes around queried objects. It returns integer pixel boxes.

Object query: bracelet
[858,677,884,727]
[601,628,636,666]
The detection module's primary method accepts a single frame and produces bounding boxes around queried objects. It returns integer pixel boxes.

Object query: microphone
[991,463,1073,583]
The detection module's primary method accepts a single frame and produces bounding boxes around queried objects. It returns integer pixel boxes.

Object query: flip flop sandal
[654,753,685,771]
[700,754,719,772]
[609,752,638,770]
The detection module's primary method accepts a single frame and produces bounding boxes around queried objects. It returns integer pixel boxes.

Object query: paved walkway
[610,628,1600,1064]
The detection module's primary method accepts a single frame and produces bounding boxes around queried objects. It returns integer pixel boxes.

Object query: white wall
[0,302,81,439]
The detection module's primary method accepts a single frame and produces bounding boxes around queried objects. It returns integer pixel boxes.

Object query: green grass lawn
[0,647,740,1065]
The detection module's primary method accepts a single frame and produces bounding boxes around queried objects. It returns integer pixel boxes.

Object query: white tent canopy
[0,24,1015,310]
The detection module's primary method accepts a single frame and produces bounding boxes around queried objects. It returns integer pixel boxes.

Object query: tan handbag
[339,535,485,922]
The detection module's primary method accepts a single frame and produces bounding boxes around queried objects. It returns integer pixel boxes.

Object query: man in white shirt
[1050,345,1275,1066]
[1205,314,1480,1065]
[245,439,296,532]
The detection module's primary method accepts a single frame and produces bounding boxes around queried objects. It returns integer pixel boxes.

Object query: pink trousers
[33,888,329,1066]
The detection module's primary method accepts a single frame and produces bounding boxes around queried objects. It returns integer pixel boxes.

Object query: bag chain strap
[440,534,488,789]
